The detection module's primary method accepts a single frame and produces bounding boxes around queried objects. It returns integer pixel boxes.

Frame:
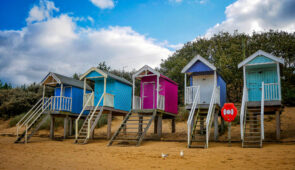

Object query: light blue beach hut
[239,50,285,148]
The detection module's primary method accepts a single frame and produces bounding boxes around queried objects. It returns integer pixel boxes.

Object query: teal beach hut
[75,67,132,144]
[239,50,285,148]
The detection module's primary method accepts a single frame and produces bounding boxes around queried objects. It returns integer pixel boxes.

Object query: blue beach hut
[15,72,92,143]
[239,50,285,148]
[181,55,226,148]
[75,67,132,144]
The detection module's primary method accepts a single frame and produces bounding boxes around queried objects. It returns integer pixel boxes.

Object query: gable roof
[181,55,216,73]
[133,65,178,85]
[41,72,92,91]
[238,50,285,68]
[80,67,132,86]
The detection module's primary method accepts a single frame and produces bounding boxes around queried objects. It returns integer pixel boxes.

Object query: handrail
[158,94,165,110]
[87,93,105,138]
[261,82,265,140]
[240,86,248,140]
[187,85,200,146]
[205,86,217,148]
[264,83,280,101]
[16,98,44,127]
[185,86,199,105]
[75,92,94,140]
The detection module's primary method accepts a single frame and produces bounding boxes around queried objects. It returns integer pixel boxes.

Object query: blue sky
[0,0,235,45]
[0,0,294,85]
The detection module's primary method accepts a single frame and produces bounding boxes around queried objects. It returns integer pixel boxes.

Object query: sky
[0,0,295,85]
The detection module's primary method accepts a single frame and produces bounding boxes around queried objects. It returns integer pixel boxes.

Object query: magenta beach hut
[108,65,178,146]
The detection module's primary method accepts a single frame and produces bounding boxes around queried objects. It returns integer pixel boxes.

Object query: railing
[16,96,54,143]
[104,93,114,107]
[158,94,165,111]
[187,85,200,146]
[83,92,94,107]
[50,96,72,112]
[133,96,141,109]
[205,86,217,148]
[264,83,280,101]
[87,93,105,138]
[261,82,265,140]
[185,86,199,105]
[240,86,248,140]
[75,92,94,140]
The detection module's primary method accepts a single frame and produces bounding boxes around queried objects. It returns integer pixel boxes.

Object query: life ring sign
[221,103,237,122]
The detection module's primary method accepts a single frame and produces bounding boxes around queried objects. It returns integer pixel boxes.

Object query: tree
[97,61,111,72]
[72,73,80,80]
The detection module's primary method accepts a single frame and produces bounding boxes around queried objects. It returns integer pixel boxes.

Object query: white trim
[132,65,160,79]
[277,62,282,100]
[41,72,61,85]
[79,67,108,80]
[238,50,285,68]
[246,62,275,66]
[243,66,246,87]
[181,55,216,73]
[184,73,187,105]
[132,77,135,109]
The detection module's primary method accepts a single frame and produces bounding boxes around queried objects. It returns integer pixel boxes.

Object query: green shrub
[9,113,26,127]
[176,106,189,121]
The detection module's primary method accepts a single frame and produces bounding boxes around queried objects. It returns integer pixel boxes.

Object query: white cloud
[26,0,59,23]
[205,0,295,37]
[90,0,114,9]
[0,1,172,85]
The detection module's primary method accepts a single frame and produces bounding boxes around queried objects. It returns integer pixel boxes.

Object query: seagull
[162,153,168,159]
[180,150,184,158]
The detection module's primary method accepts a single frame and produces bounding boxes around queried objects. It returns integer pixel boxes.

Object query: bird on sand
[161,153,168,159]
[180,150,184,158]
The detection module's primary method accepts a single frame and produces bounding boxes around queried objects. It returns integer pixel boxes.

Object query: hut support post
[276,111,281,140]
[107,111,112,139]
[138,115,143,135]
[69,117,73,136]
[171,118,175,133]
[157,114,162,137]
[154,116,158,134]
[214,111,219,141]
[50,115,55,139]
[64,115,68,139]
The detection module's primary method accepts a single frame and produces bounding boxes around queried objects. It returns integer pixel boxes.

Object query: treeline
[160,30,295,105]
[1,30,295,119]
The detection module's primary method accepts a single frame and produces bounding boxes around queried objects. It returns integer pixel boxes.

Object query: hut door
[193,75,214,104]
[142,82,155,109]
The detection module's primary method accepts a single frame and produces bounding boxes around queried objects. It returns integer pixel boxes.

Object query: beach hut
[75,67,132,144]
[15,72,92,143]
[239,50,284,148]
[108,65,178,146]
[181,55,226,148]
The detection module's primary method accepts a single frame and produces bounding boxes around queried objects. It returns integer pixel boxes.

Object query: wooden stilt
[214,111,219,141]
[138,115,143,135]
[221,118,225,134]
[123,115,127,134]
[171,118,175,133]
[69,117,73,136]
[154,116,158,134]
[50,115,55,139]
[157,114,162,137]
[276,111,281,140]
[64,116,68,139]
[107,111,112,139]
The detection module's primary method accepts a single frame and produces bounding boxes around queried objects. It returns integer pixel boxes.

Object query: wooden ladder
[108,110,157,146]
[15,114,50,143]
[243,108,262,148]
[189,109,208,148]
[75,107,104,144]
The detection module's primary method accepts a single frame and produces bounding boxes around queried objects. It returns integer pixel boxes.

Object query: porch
[133,94,165,111]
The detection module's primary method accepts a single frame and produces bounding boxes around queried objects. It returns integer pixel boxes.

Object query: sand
[0,107,295,169]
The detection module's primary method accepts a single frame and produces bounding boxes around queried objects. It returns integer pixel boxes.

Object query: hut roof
[181,55,216,73]
[238,50,285,68]
[41,72,92,90]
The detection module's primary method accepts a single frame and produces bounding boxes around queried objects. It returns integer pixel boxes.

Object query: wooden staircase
[75,107,104,144]
[108,110,157,146]
[188,107,215,148]
[242,108,262,148]
[15,97,52,143]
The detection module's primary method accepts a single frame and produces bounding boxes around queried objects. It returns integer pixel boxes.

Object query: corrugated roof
[101,70,132,86]
[42,72,92,91]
